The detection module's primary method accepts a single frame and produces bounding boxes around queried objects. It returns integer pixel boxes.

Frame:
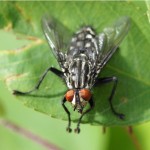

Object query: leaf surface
[0,1,150,126]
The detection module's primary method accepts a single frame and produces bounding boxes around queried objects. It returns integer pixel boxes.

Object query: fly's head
[65,89,92,114]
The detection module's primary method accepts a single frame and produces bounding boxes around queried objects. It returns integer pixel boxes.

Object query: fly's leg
[95,77,125,119]
[61,97,72,133]
[50,67,64,78]
[74,98,94,134]
[13,67,64,95]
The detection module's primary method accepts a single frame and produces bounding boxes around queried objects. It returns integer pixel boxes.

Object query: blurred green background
[0,1,150,150]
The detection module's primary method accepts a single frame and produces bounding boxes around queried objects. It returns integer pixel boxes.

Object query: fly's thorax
[64,55,94,89]
[62,54,102,90]
[65,89,92,113]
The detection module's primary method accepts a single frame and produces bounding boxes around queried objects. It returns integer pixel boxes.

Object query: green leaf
[0,1,150,126]
[0,100,5,116]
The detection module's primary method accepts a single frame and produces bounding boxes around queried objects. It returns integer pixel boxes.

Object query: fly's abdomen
[67,27,99,62]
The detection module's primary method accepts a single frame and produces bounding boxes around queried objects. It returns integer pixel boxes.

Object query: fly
[13,16,130,133]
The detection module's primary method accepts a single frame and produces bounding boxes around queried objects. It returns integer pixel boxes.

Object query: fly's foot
[74,127,80,134]
[114,111,125,120]
[13,90,25,95]
[66,127,72,133]
[118,113,125,120]
[110,105,125,120]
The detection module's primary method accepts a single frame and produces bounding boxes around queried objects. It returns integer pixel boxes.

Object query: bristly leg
[13,67,64,95]
[74,98,94,134]
[95,76,125,119]
[61,97,72,132]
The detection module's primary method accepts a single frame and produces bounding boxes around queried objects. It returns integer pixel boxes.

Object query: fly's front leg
[13,67,64,95]
[74,98,94,134]
[61,97,72,133]
[95,77,125,119]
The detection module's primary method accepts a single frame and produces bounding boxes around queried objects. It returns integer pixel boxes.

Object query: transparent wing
[98,16,130,67]
[41,15,71,65]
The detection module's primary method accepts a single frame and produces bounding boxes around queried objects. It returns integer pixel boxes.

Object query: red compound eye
[65,90,74,102]
[80,89,92,101]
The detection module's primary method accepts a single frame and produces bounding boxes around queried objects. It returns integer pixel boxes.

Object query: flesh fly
[13,16,130,133]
